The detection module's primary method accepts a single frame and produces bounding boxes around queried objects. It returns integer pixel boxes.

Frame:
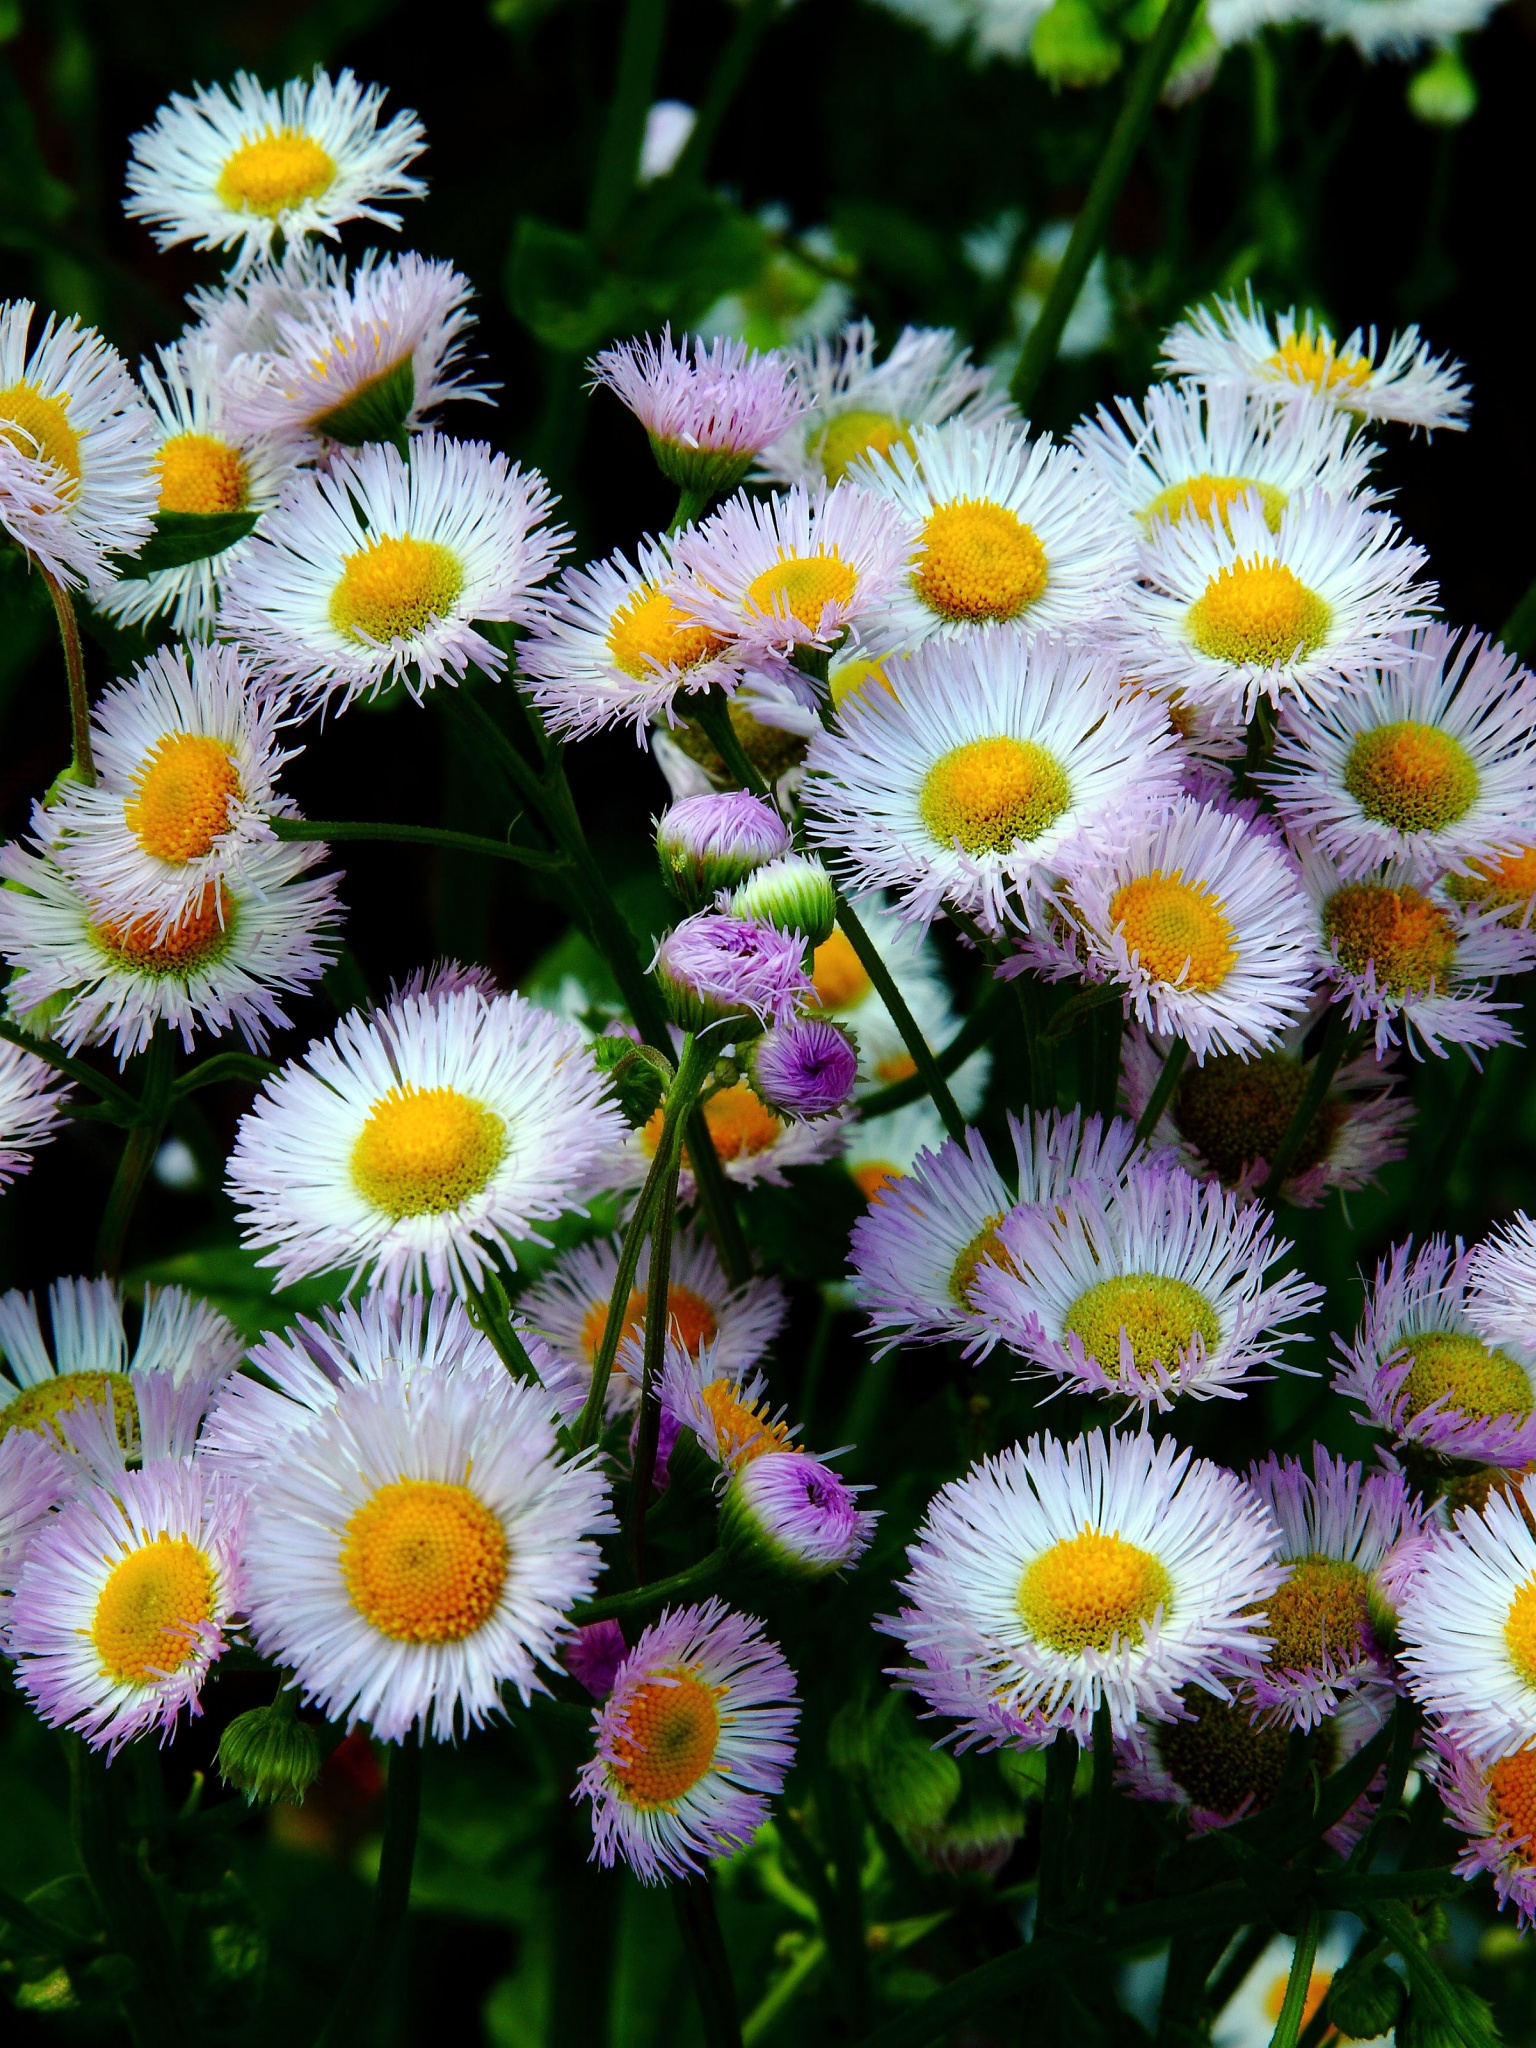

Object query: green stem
[742,1935,825,2045]
[1007,968,1057,1112]
[1408,1055,1486,1236]
[1499,574,1536,661]
[668,483,712,534]
[95,1030,175,1278]
[670,0,777,188]
[857,983,1003,1118]
[0,1018,138,1115]
[628,1102,685,1578]
[462,1269,539,1382]
[42,567,94,785]
[573,1547,726,1623]
[1009,0,1203,413]
[1134,1035,1189,1147]
[1256,1007,1352,1200]
[170,1050,274,1099]
[1080,1701,1115,1913]
[674,1871,744,2048]
[835,896,965,1142]
[822,1770,872,2032]
[691,686,773,801]
[587,0,672,241]
[1035,1729,1077,1932]
[1265,1902,1320,2048]
[269,816,567,874]
[314,1735,423,2048]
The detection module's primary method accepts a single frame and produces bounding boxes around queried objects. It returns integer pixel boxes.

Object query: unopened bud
[730,855,838,948]
[653,912,812,1034]
[748,1015,859,1121]
[1328,1960,1405,2042]
[217,1690,322,1807]
[656,791,789,908]
[1031,0,1122,88]
[719,1448,877,1579]
[1408,48,1477,127]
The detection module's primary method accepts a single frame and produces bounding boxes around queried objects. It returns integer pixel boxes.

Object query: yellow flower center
[1110,871,1238,992]
[745,551,858,630]
[350,1085,507,1219]
[1397,1330,1534,1425]
[329,536,465,646]
[645,1083,783,1168]
[1159,1687,1292,1819]
[155,432,249,515]
[1,1370,136,1445]
[1268,334,1372,393]
[809,929,872,1012]
[341,1479,508,1643]
[1447,844,1536,920]
[92,1535,216,1686]
[829,656,894,711]
[1017,1529,1172,1655]
[1323,881,1458,996]
[1344,720,1479,837]
[873,1052,917,1083]
[1260,1555,1370,1673]
[1505,1576,1536,1688]
[1187,561,1332,668]
[699,1377,792,1467]
[919,736,1071,856]
[97,881,233,976]
[607,584,729,680]
[851,1160,900,1203]
[949,1214,1008,1309]
[0,382,81,493]
[579,1282,720,1367]
[609,1670,721,1808]
[123,733,243,866]
[1173,1052,1343,1184]
[913,500,1048,625]
[815,409,915,484]
[216,130,338,217]
[1143,473,1287,533]
[1064,1274,1221,1377]
[1488,1749,1536,1862]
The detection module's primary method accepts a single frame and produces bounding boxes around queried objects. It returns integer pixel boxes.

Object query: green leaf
[506,217,638,354]
[114,509,261,580]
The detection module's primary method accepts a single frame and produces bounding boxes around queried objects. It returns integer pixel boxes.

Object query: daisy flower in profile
[590,327,805,497]
[1399,1476,1536,1761]
[803,630,1179,934]
[1336,1236,1536,1469]
[8,1463,244,1753]
[228,980,624,1297]
[629,1074,848,1198]
[1292,834,1536,1060]
[1243,1447,1433,1730]
[579,1599,798,1881]
[972,1163,1323,1409]
[1118,490,1432,724]
[1011,796,1318,1062]
[0,1040,71,1189]
[1313,0,1498,64]
[241,1354,612,1742]
[125,68,426,275]
[756,319,1011,489]
[0,301,156,590]
[652,911,813,1032]
[658,1342,797,1474]
[848,1107,1139,1357]
[888,1430,1283,1748]
[1072,380,1378,535]
[665,481,909,682]
[720,1451,877,1580]
[0,1428,65,1602]
[1435,1730,1536,1930]
[41,641,298,940]
[1123,1009,1412,1208]
[519,536,739,743]
[219,432,567,711]
[1263,626,1536,885]
[1160,292,1471,435]
[231,253,488,454]
[1469,1213,1536,1357]
[0,831,340,1064]
[854,417,1135,648]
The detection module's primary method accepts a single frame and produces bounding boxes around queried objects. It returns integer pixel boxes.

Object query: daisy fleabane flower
[971,1162,1323,1409]
[1469,1213,1536,1359]
[240,1352,613,1742]
[887,1429,1283,1748]
[590,327,806,497]
[1160,291,1471,435]
[1336,1236,1536,1469]
[656,1340,797,1474]
[653,911,813,1031]
[719,1451,877,1580]
[125,68,426,276]
[1434,1730,1536,1931]
[41,641,299,942]
[1010,796,1318,1062]
[8,1462,245,1754]
[0,1040,71,1190]
[0,1428,64,1607]
[184,241,349,367]
[755,319,1012,489]
[578,1599,799,1882]
[219,431,568,712]
[227,980,625,1297]
[1314,0,1500,57]
[0,300,157,591]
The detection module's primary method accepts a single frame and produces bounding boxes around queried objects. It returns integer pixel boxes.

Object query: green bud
[217,1690,322,1807]
[869,1737,962,1835]
[730,855,838,949]
[589,1033,670,1126]
[1398,1988,1495,2048]
[1408,48,1477,128]
[1327,1960,1405,2041]
[1031,0,1123,89]
[906,1793,1027,1877]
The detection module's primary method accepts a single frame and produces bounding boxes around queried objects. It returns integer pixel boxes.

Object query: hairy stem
[42,568,94,785]
[96,1030,175,1277]
[269,816,566,874]
[314,1735,423,2048]
[587,0,672,240]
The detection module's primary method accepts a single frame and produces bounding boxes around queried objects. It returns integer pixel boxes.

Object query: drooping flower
[591,327,806,497]
[0,1040,72,1190]
[719,1450,877,1579]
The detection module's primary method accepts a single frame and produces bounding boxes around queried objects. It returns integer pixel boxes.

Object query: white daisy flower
[1399,1476,1536,1763]
[888,1429,1283,1747]
[755,319,1013,489]
[125,67,426,276]
[1469,1213,1536,1360]
[219,432,566,712]
[40,641,298,941]
[229,252,489,454]
[97,339,289,637]
[7,1462,245,1753]
[1313,0,1500,61]
[1071,379,1379,534]
[226,980,626,1298]
[1116,489,1433,724]
[0,1039,71,1189]
[0,828,341,1065]
[183,240,349,367]
[1009,796,1319,1062]
[519,535,741,743]
[665,481,910,682]
[1160,291,1471,435]
[1262,626,1536,885]
[971,1162,1323,1409]
[842,1099,950,1206]
[0,300,157,591]
[802,630,1179,934]
[852,417,1136,647]
[0,1428,66,1606]
[240,1350,613,1742]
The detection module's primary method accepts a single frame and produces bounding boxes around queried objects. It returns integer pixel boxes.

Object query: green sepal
[312,355,417,448]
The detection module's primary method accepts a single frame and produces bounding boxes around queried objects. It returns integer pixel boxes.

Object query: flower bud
[217,1691,322,1807]
[729,854,838,948]
[1328,1961,1405,2042]
[590,1033,670,1126]
[656,791,790,908]
[565,1619,628,1700]
[653,912,812,1034]
[1408,48,1477,127]
[748,1015,858,1121]
[1031,0,1122,88]
[719,1448,877,1579]
[906,1794,1027,1878]
[869,1736,962,1835]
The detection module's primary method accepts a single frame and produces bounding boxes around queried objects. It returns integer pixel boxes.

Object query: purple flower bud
[653,912,812,1033]
[719,1450,878,1580]
[565,1620,629,1700]
[589,327,808,497]
[656,791,790,908]
[749,1014,858,1120]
